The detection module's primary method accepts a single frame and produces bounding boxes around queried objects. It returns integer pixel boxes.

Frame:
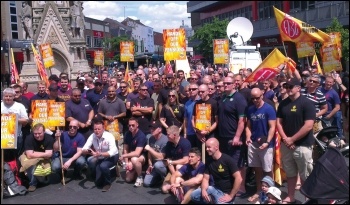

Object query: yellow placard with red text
[326,32,342,58]
[39,43,55,68]
[47,101,65,128]
[321,43,342,72]
[120,41,134,62]
[1,113,18,149]
[296,42,315,58]
[31,100,52,128]
[213,39,229,64]
[104,119,120,141]
[194,104,211,132]
[94,51,104,66]
[163,28,186,61]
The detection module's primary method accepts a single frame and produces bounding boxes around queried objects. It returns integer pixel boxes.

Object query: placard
[94,50,104,66]
[120,41,134,62]
[321,43,342,72]
[213,39,229,64]
[1,113,18,149]
[104,119,121,141]
[31,100,52,128]
[163,28,186,61]
[39,43,55,68]
[47,101,65,127]
[296,42,315,58]
[194,104,211,132]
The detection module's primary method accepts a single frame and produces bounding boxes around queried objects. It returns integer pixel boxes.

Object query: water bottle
[122,162,126,170]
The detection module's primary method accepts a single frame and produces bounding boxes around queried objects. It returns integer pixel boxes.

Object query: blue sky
[83,1,191,33]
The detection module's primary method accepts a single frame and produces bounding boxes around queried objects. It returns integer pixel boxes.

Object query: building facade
[187,1,349,69]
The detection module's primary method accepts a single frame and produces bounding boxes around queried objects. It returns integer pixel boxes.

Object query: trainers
[134,176,143,187]
[102,184,111,192]
[28,185,37,192]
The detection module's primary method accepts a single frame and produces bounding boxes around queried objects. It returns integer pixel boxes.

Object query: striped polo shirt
[300,88,327,113]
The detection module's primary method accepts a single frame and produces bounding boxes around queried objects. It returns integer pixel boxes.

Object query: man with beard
[65,88,94,139]
[57,77,72,102]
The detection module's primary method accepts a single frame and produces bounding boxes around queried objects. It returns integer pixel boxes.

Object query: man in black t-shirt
[191,138,242,204]
[22,123,54,192]
[276,78,316,204]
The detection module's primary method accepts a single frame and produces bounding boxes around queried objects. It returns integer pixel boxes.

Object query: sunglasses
[128,124,136,127]
[117,74,123,76]
[223,82,233,85]
[140,89,148,91]
[216,85,223,88]
[283,84,295,89]
[209,88,215,90]
[166,77,173,79]
[189,88,197,91]
[69,126,78,129]
[309,80,319,83]
[73,95,81,97]
[168,95,176,98]
[198,91,206,93]
[119,86,127,89]
[190,78,198,80]
[251,96,261,101]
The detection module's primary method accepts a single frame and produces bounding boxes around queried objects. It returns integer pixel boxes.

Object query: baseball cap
[286,77,301,86]
[94,79,102,85]
[77,78,85,84]
[267,187,282,201]
[48,84,59,91]
[149,120,162,129]
[261,176,275,187]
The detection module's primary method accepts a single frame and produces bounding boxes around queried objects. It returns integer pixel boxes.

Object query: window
[11,24,18,31]
[10,3,18,39]
[291,1,315,12]
[258,1,282,20]
[93,37,103,48]
[86,36,91,47]
[12,32,18,39]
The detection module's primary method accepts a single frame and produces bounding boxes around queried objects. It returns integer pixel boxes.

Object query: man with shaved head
[245,88,276,202]
[191,138,242,204]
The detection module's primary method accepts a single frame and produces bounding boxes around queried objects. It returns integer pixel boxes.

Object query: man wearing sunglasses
[276,78,316,204]
[52,120,87,181]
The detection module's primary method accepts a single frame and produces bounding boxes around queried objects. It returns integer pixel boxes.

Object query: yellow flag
[273,7,330,43]
[244,48,287,83]
[312,54,323,75]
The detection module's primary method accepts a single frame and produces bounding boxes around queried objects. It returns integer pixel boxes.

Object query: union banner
[163,28,186,61]
[213,39,229,64]
[31,100,52,128]
[296,42,315,58]
[47,101,65,128]
[273,7,330,43]
[194,104,211,132]
[120,41,134,62]
[39,43,55,68]
[1,113,18,149]
[321,43,342,72]
[94,50,104,66]
[104,119,121,141]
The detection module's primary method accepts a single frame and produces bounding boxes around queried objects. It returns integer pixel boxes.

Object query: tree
[190,17,229,61]
[103,36,130,65]
[325,18,349,62]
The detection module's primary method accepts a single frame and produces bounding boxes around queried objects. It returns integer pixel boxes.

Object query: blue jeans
[332,110,343,138]
[143,160,167,187]
[87,154,118,186]
[26,165,50,187]
[191,186,235,204]
[51,155,87,176]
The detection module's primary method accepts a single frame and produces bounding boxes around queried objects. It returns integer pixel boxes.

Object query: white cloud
[83,1,190,32]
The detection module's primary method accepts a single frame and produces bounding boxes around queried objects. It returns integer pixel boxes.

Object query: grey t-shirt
[148,134,168,163]
[98,97,127,132]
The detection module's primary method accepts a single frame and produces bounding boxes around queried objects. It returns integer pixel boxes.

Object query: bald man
[191,138,242,204]
[245,88,276,201]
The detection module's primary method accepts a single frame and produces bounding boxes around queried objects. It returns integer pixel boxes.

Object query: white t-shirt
[1,101,28,136]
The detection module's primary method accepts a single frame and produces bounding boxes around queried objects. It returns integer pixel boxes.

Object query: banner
[312,54,323,75]
[296,42,315,58]
[163,28,186,61]
[10,48,20,84]
[47,101,65,127]
[39,43,55,68]
[175,56,191,77]
[213,39,229,64]
[327,32,342,58]
[120,41,134,62]
[31,100,52,128]
[194,104,211,132]
[1,113,18,149]
[273,131,286,185]
[94,50,104,66]
[321,43,342,72]
[273,7,330,43]
[104,119,121,141]
[244,48,287,83]
[31,43,49,86]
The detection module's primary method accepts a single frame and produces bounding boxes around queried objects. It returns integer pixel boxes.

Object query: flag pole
[282,41,288,57]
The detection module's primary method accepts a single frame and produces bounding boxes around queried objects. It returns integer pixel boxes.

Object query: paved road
[2,169,307,204]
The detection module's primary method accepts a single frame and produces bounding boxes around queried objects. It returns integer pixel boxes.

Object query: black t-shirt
[24,133,54,152]
[160,104,185,128]
[124,129,147,154]
[130,97,154,134]
[218,91,247,138]
[162,137,191,160]
[239,88,251,105]
[206,153,239,194]
[277,95,316,146]
[192,98,218,132]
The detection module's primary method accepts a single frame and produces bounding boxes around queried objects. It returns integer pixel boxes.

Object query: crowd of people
[1,62,349,204]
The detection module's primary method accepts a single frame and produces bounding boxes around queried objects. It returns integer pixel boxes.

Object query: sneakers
[102,184,111,192]
[28,185,37,192]
[134,176,143,187]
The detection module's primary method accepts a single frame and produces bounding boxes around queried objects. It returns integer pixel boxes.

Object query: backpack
[3,162,27,197]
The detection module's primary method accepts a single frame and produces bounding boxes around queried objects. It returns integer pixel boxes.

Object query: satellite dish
[226,17,253,46]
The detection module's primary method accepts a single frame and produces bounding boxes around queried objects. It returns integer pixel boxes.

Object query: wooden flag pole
[57,127,65,185]
[282,41,288,57]
[1,149,4,199]
[202,142,206,164]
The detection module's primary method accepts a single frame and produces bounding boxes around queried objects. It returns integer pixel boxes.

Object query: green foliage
[103,36,130,63]
[325,18,349,62]
[190,17,229,60]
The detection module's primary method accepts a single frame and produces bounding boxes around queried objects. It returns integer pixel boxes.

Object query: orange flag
[31,43,49,86]
[244,48,287,83]
[273,131,286,185]
[10,48,20,84]
[286,57,296,73]
[312,54,324,75]
[124,62,133,93]
[273,7,330,43]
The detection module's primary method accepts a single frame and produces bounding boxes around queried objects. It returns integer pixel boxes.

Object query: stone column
[80,47,84,60]
[74,47,78,60]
